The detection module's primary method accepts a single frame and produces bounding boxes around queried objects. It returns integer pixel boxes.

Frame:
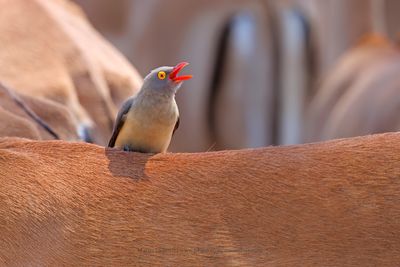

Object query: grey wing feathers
[108,97,134,147]
[173,117,179,135]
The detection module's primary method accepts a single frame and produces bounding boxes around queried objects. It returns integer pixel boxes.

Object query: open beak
[169,62,193,82]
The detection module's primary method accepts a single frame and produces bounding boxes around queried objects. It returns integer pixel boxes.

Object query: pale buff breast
[114,100,178,153]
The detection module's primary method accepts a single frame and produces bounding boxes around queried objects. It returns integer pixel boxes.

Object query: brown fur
[0,0,142,144]
[1,133,400,266]
[0,107,41,139]
[19,94,79,140]
[0,86,78,140]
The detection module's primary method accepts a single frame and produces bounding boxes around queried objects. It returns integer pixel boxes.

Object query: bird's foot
[122,145,154,154]
[123,145,133,152]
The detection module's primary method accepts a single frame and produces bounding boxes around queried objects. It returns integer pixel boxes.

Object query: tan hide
[1,133,400,265]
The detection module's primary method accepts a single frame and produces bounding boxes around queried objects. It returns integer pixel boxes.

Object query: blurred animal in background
[306,34,400,141]
[75,0,400,151]
[0,0,142,144]
[0,83,78,141]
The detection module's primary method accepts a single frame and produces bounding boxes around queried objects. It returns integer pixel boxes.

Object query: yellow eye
[158,71,166,80]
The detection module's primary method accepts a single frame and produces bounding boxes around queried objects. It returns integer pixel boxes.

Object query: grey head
[140,62,192,97]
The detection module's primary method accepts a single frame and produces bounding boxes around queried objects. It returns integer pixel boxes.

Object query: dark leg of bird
[123,145,150,153]
[123,145,132,152]
[123,145,144,153]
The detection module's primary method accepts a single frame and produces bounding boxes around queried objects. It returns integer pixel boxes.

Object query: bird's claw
[123,145,132,152]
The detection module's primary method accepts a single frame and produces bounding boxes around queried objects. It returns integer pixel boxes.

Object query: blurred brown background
[1,0,399,153]
[73,0,400,152]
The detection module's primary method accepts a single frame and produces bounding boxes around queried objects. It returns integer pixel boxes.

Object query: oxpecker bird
[108,62,192,153]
